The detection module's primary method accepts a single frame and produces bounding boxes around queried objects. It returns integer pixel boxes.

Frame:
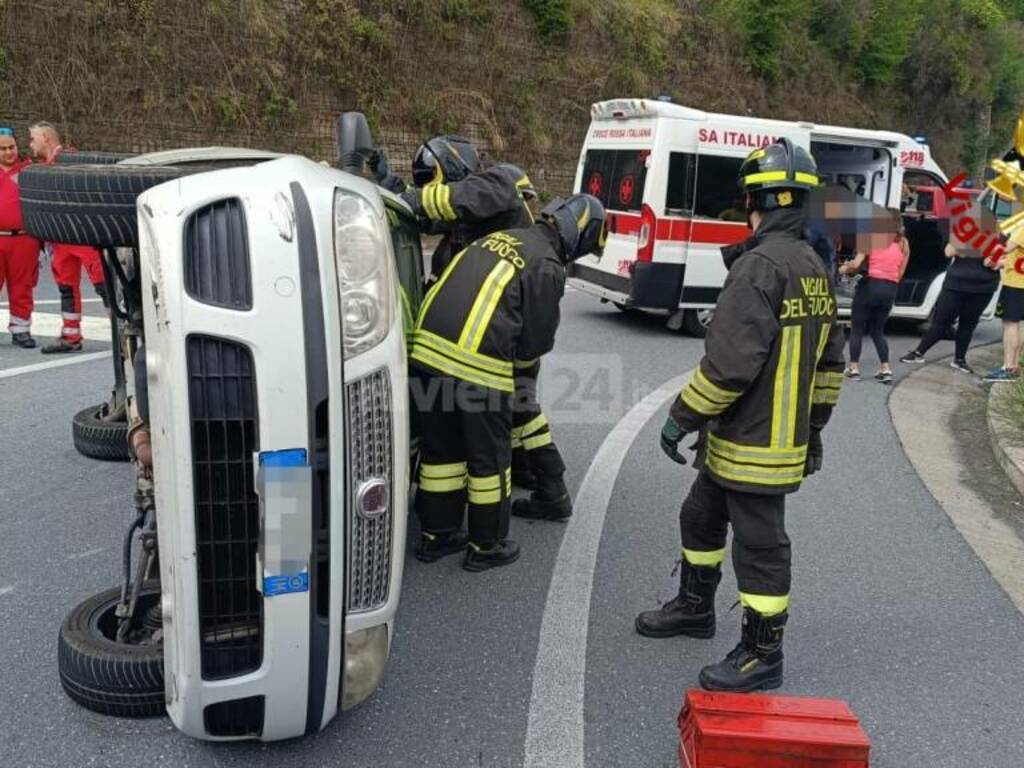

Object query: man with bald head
[28,121,107,353]
[0,126,40,347]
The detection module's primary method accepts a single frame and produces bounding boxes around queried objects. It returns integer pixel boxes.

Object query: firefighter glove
[805,429,823,476]
[660,416,688,465]
[368,149,390,183]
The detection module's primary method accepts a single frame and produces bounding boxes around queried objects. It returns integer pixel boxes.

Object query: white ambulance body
[567,99,996,335]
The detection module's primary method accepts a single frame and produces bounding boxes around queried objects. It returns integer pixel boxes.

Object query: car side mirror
[336,112,374,176]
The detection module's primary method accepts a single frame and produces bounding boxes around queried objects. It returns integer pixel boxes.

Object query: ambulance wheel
[57,583,165,718]
[72,403,130,462]
[53,151,134,165]
[682,309,714,338]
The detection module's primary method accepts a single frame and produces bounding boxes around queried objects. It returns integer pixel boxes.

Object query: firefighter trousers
[511,360,565,485]
[0,235,40,333]
[678,470,791,615]
[413,369,512,547]
[50,243,106,342]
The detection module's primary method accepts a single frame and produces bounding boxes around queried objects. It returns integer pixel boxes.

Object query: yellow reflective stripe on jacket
[812,389,840,405]
[683,548,726,567]
[705,433,806,487]
[739,592,790,616]
[417,248,469,328]
[815,323,830,363]
[514,358,539,368]
[693,368,742,404]
[522,432,553,451]
[680,385,730,416]
[705,454,805,486]
[707,433,807,462]
[770,324,802,448]
[409,345,514,392]
[415,329,513,378]
[435,184,457,221]
[511,435,523,449]
[468,473,503,505]
[814,371,843,388]
[421,184,441,220]
[518,414,548,437]
[459,260,517,352]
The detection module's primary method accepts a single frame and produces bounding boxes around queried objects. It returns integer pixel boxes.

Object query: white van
[567,98,998,335]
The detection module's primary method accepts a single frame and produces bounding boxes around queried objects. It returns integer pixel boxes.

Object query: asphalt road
[1,287,1022,768]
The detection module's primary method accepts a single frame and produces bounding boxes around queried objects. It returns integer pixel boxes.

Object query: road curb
[987,385,1024,501]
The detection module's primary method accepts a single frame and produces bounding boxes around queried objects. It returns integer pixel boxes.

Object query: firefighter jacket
[670,207,845,495]
[403,165,534,284]
[409,223,565,393]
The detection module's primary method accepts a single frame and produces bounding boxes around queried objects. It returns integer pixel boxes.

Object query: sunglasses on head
[0,127,14,137]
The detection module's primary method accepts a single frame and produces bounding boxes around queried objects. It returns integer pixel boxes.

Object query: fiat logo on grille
[356,478,389,520]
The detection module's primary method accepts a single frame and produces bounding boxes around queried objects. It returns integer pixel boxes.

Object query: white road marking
[0,309,111,338]
[0,351,109,380]
[0,298,104,307]
[0,586,14,598]
[523,372,690,768]
[67,547,105,561]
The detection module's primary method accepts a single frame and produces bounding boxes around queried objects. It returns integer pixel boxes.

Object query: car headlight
[334,189,396,359]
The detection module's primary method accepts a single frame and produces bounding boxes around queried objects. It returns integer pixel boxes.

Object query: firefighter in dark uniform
[635,139,845,692]
[371,134,535,283]
[410,194,607,571]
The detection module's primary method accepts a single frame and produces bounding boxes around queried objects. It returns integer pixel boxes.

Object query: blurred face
[0,135,18,169]
[28,127,53,159]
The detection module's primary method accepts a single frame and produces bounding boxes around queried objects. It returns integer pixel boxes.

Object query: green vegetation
[1,0,1022,193]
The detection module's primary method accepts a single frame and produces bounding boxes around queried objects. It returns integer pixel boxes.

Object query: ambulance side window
[693,155,745,221]
[665,153,696,216]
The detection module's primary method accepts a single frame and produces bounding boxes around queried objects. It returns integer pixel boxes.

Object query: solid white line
[0,309,110,337]
[0,351,109,380]
[523,371,690,768]
[0,298,104,307]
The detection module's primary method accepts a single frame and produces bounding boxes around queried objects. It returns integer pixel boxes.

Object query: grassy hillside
[1,0,1022,193]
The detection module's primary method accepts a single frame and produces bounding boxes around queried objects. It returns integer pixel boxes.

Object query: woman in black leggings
[900,243,1000,374]
[840,231,909,384]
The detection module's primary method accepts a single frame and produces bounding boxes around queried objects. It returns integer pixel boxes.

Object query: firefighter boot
[462,540,521,572]
[511,448,538,491]
[699,607,787,692]
[635,560,721,639]
[512,475,572,521]
[415,531,469,563]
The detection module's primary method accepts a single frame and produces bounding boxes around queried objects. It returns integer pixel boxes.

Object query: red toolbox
[678,689,871,767]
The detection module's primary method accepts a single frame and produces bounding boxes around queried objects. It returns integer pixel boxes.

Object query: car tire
[72,403,130,462]
[682,308,714,338]
[53,151,134,165]
[58,583,165,718]
[20,160,256,249]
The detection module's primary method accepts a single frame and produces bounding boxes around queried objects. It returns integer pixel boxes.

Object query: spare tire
[58,583,165,718]
[20,164,186,248]
[20,159,260,249]
[53,151,134,165]
[72,403,130,462]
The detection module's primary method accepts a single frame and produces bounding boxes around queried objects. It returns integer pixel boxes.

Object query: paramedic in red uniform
[0,126,40,348]
[28,121,107,353]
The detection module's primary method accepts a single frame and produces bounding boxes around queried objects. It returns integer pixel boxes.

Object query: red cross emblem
[588,172,603,197]
[619,175,635,205]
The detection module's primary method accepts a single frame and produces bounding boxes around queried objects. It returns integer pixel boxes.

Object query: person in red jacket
[28,121,107,353]
[0,126,40,348]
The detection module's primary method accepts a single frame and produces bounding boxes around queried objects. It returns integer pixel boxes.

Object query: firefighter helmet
[412,135,480,187]
[540,194,608,262]
[738,138,819,211]
[494,163,538,200]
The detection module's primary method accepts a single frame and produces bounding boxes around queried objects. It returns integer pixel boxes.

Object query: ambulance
[568,98,998,336]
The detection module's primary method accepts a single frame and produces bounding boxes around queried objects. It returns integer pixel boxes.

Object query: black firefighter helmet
[540,194,607,263]
[412,134,480,187]
[737,138,819,212]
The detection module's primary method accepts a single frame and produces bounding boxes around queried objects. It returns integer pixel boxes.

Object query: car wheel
[58,583,165,718]
[682,308,714,338]
[72,403,130,462]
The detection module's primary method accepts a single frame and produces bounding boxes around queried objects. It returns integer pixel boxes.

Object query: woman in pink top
[838,225,911,384]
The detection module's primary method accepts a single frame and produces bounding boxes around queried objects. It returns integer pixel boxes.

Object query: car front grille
[345,369,393,613]
[187,335,263,679]
[184,198,252,310]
